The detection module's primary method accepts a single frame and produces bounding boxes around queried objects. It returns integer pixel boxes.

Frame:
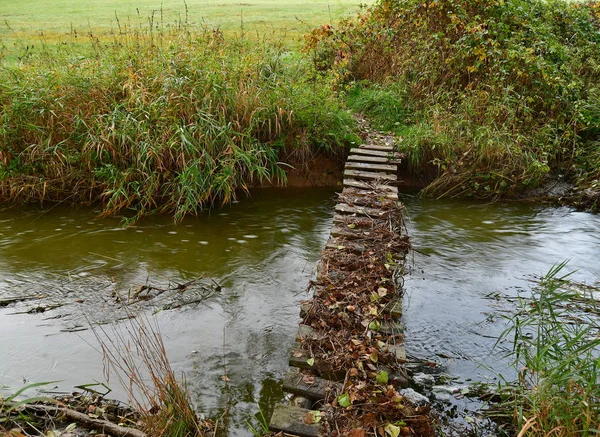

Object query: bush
[310,0,600,200]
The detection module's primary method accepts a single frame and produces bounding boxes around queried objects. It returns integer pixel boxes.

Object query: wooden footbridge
[269,136,408,436]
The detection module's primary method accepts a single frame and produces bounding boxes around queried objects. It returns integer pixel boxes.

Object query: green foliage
[346,83,408,131]
[0,30,357,222]
[312,0,600,200]
[494,262,600,436]
[245,404,270,437]
[0,381,58,428]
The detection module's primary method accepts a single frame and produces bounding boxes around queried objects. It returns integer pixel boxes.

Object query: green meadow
[0,0,368,50]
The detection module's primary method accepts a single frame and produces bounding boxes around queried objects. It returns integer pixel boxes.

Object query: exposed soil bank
[257,151,346,189]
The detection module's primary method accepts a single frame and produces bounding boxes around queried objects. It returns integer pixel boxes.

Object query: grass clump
[93,314,209,437]
[0,29,357,223]
[493,262,600,436]
[309,0,600,201]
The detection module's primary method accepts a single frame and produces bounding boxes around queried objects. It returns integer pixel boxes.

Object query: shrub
[310,0,600,200]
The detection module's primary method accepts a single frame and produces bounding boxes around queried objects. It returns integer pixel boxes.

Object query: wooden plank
[383,298,403,319]
[335,202,386,216]
[332,214,385,226]
[344,169,397,181]
[331,226,361,240]
[359,144,394,151]
[347,154,401,164]
[350,148,401,158]
[330,225,381,240]
[325,239,367,255]
[387,343,407,362]
[340,189,400,208]
[345,161,397,173]
[380,320,405,335]
[289,348,316,370]
[289,348,346,380]
[283,370,342,400]
[342,180,398,198]
[269,404,321,437]
[297,324,318,341]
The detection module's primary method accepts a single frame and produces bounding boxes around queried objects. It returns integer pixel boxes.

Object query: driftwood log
[22,403,147,437]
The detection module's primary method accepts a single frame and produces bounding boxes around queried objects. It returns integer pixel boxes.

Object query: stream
[0,187,337,436]
[1,190,599,435]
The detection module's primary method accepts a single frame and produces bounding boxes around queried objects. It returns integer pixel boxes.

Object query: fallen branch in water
[20,403,146,437]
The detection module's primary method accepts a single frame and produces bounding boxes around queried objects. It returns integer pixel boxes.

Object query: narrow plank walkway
[269,126,409,437]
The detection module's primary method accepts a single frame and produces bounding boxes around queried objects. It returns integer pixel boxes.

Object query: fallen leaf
[376,370,389,384]
[368,320,381,332]
[348,429,366,437]
[303,410,321,424]
[302,374,316,384]
[307,357,315,366]
[385,423,401,437]
[338,393,352,408]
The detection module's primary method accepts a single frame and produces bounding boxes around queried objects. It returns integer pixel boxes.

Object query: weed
[0,381,57,432]
[91,313,210,436]
[492,261,600,436]
[0,26,358,222]
[245,404,270,437]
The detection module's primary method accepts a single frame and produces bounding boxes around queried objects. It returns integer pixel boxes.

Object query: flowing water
[400,195,600,412]
[1,190,599,435]
[0,188,337,436]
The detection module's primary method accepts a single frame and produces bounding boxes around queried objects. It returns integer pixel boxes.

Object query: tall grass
[494,262,600,436]
[92,313,207,437]
[309,0,600,201]
[0,26,357,223]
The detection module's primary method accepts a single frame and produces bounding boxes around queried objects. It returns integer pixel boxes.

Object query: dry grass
[92,313,210,437]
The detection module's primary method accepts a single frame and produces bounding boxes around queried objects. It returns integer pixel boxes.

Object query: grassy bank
[0,29,358,223]
[311,0,600,207]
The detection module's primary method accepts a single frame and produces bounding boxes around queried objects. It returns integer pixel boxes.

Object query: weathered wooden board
[297,324,319,341]
[383,298,403,319]
[289,348,346,380]
[344,169,397,181]
[269,404,321,437]
[289,348,315,370]
[345,161,397,172]
[359,144,394,151]
[340,189,399,209]
[349,148,401,158]
[335,202,386,216]
[347,154,401,164]
[380,320,405,335]
[325,239,367,255]
[342,179,398,198]
[283,370,342,400]
[387,343,407,362]
[332,214,384,227]
[331,225,380,240]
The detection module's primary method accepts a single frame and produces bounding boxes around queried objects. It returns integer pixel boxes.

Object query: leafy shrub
[310,0,600,200]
